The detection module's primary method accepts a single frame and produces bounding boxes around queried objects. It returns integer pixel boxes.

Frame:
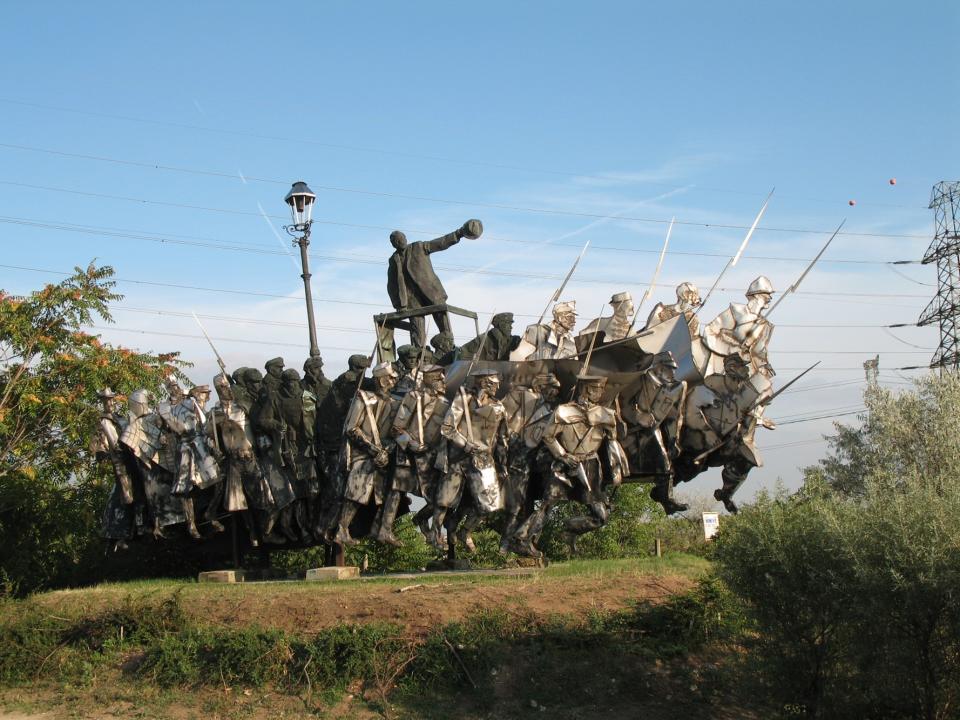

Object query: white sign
[702,512,720,540]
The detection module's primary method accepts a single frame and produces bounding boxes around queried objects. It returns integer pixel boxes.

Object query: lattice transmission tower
[918,181,960,372]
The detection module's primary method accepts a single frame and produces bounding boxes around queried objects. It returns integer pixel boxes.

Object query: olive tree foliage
[0,264,186,595]
[714,375,960,719]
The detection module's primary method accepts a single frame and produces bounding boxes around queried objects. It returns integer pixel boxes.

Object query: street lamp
[284,181,320,358]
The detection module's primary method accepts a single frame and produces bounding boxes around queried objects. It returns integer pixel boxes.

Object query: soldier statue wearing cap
[262,357,285,394]
[94,387,141,549]
[205,373,275,547]
[251,364,298,542]
[676,354,764,513]
[459,312,521,362]
[313,354,375,538]
[120,388,187,539]
[387,219,484,347]
[703,275,776,380]
[499,372,561,555]
[435,367,509,552]
[645,282,702,337]
[162,385,221,515]
[513,375,628,557]
[333,362,402,546]
[513,301,579,361]
[580,292,636,343]
[302,356,332,409]
[623,352,688,514]
[390,364,452,547]
[393,344,425,396]
[430,331,459,366]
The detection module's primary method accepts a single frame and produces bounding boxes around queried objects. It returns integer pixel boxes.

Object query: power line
[87,325,357,353]
[0,213,919,266]
[764,438,830,451]
[0,228,932,298]
[0,175,929,241]
[0,102,926,211]
[109,306,930,339]
[774,409,866,425]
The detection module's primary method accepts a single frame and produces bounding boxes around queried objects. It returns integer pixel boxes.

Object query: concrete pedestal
[198,569,245,583]
[305,566,360,582]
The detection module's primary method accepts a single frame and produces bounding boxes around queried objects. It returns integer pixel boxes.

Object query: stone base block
[198,569,245,583]
[305,566,360,582]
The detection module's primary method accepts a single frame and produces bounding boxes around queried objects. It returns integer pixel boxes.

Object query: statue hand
[561,455,579,469]
[374,449,390,468]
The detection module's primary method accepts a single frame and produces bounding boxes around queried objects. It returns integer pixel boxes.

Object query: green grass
[0,571,759,719]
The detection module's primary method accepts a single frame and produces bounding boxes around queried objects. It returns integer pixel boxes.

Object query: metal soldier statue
[500,372,561,555]
[435,368,509,552]
[250,366,298,543]
[262,357,285,394]
[676,354,763,513]
[94,388,140,550]
[430,331,458,365]
[459,312,520,361]
[645,282,702,337]
[514,301,579,360]
[156,379,201,539]
[703,275,776,380]
[163,385,221,528]
[277,368,318,542]
[334,362,401,546]
[120,389,185,539]
[580,292,635,342]
[206,373,275,547]
[623,352,688,514]
[393,344,423,396]
[302,356,332,408]
[387,219,484,347]
[514,375,627,557]
[390,364,451,547]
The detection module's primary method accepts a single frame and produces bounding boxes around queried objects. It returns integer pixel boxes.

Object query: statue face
[390,231,408,251]
[578,383,603,406]
[427,374,446,394]
[375,374,397,394]
[652,364,676,384]
[433,336,453,354]
[493,318,513,336]
[748,292,771,313]
[555,311,576,332]
[540,385,559,403]
[478,376,500,397]
[267,365,283,379]
[614,300,634,318]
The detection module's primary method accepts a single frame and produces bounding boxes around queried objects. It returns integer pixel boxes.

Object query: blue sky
[1,1,956,503]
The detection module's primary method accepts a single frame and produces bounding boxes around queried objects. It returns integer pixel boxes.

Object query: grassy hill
[0,555,770,719]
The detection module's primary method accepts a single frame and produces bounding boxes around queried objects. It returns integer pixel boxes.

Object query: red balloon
[849,200,856,206]
[889,178,897,185]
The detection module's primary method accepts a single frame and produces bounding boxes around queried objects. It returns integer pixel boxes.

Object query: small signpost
[702,512,720,540]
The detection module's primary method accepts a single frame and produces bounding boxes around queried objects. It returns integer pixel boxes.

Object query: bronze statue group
[95,219,803,559]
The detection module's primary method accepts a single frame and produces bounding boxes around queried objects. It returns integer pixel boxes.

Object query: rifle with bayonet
[696,189,774,315]
[693,361,820,464]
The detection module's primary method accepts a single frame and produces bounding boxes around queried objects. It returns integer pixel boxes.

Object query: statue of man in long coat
[386,219,483,347]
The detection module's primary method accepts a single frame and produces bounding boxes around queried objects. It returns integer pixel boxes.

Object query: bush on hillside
[714,375,960,719]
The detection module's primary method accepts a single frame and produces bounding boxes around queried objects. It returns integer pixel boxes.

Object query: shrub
[714,374,960,719]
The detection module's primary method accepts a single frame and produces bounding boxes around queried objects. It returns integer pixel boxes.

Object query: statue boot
[182,498,202,540]
[333,502,360,546]
[372,491,403,547]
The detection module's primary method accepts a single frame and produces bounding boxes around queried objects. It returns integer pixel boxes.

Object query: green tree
[0,264,185,595]
[714,374,960,719]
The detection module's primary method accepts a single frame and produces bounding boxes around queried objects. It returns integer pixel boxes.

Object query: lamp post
[284,181,320,358]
